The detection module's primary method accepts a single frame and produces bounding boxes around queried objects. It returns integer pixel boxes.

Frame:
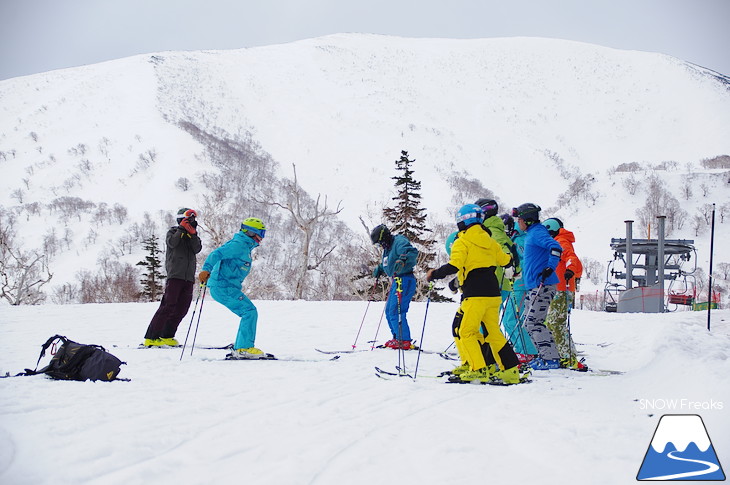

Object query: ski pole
[394,276,406,375]
[189,284,208,356]
[519,282,545,357]
[442,341,455,354]
[565,290,576,360]
[180,283,204,361]
[370,279,390,350]
[413,281,434,380]
[353,279,378,349]
[505,290,530,350]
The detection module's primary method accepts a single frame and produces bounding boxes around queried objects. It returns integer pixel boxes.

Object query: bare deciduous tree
[581,257,605,285]
[0,232,53,306]
[623,175,641,195]
[76,256,140,303]
[258,164,343,300]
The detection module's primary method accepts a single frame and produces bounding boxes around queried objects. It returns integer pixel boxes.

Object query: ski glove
[564,269,575,282]
[179,218,197,235]
[448,278,460,293]
[198,270,210,284]
[540,267,554,281]
[503,266,515,280]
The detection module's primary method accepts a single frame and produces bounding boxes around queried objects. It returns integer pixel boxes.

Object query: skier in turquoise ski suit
[371,225,419,349]
[199,219,265,355]
[501,221,538,356]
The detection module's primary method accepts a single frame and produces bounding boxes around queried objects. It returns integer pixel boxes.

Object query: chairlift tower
[604,217,696,313]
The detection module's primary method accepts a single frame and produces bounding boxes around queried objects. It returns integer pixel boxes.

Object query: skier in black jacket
[143,208,202,347]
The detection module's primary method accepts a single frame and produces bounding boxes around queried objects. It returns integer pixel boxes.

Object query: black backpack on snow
[23,335,126,382]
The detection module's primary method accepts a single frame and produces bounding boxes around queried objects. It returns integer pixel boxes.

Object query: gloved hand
[448,278,460,293]
[503,266,515,280]
[564,269,575,282]
[426,269,435,282]
[540,267,554,281]
[198,270,210,284]
[179,217,197,235]
[372,266,382,279]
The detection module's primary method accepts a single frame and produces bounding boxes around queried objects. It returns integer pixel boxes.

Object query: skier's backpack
[23,335,125,381]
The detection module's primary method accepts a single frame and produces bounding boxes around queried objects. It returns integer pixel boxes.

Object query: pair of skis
[315,346,459,361]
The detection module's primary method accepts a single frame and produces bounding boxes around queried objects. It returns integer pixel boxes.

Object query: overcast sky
[1,0,729,81]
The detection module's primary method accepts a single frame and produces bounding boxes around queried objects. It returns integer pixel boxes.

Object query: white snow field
[1,300,728,485]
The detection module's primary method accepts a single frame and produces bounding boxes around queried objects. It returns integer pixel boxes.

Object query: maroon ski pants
[144,278,194,339]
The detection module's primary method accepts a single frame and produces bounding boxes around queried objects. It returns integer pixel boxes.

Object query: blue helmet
[456,204,484,231]
[445,231,458,256]
[543,218,563,237]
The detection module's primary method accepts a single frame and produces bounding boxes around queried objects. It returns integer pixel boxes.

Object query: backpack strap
[22,335,69,376]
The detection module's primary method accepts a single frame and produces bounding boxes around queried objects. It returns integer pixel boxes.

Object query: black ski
[374,366,412,378]
[374,344,460,360]
[197,343,234,350]
[446,372,532,385]
[225,352,278,360]
[315,348,369,354]
[118,343,233,350]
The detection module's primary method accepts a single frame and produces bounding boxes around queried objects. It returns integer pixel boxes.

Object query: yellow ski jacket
[431,224,511,297]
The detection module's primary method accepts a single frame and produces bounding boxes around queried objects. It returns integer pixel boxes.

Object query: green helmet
[241,217,266,239]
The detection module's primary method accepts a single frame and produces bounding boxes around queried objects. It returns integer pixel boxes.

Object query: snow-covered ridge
[1,34,729,297]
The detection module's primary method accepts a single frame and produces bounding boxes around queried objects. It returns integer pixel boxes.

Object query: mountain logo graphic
[637,414,725,481]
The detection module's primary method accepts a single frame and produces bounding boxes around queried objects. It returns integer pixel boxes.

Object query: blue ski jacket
[522,222,562,290]
[373,234,418,278]
[202,231,259,289]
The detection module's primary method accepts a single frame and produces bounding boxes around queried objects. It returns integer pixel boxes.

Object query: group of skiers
[141,199,584,382]
[370,199,585,385]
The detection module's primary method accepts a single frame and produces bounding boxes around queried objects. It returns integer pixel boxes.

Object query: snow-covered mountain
[1,34,729,301]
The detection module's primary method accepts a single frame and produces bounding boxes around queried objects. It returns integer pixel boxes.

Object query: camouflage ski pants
[545,290,577,359]
[522,284,560,360]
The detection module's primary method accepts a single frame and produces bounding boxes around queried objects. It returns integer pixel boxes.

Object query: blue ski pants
[501,288,538,355]
[385,274,416,341]
[210,286,258,349]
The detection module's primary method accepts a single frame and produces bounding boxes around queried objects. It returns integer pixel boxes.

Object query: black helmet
[370,224,392,246]
[475,198,499,218]
[512,203,541,223]
[500,213,515,233]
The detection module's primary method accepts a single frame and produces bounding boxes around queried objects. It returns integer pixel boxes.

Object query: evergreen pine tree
[382,150,448,301]
[136,234,165,302]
